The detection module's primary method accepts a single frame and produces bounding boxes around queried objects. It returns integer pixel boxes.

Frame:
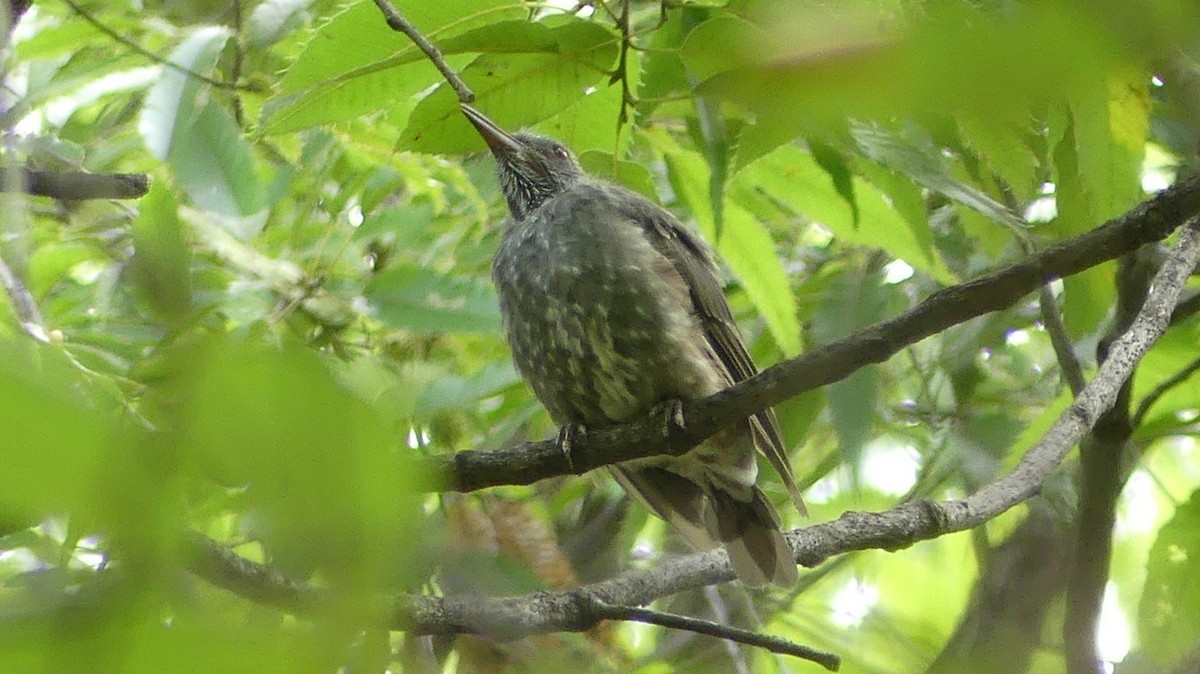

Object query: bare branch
[427,174,1200,493]
[595,602,840,670]
[0,169,149,200]
[371,0,474,103]
[1040,285,1086,395]
[183,217,1200,639]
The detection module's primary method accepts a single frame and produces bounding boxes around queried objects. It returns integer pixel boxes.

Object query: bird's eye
[551,144,569,159]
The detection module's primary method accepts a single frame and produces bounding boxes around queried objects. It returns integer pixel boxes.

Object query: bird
[461,103,805,586]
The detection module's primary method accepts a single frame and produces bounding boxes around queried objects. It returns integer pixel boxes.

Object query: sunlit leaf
[139,26,231,160]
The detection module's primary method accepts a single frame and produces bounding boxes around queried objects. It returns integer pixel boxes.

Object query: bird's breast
[492,206,721,426]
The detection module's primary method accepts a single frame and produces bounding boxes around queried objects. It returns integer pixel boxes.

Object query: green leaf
[415,362,519,417]
[720,204,800,355]
[732,144,954,283]
[0,341,113,523]
[130,181,191,322]
[398,21,619,154]
[366,263,501,334]
[810,267,893,468]
[169,102,266,223]
[260,1,530,134]
[174,337,424,583]
[577,150,658,201]
[851,122,1026,231]
[1139,490,1200,666]
[139,26,231,160]
[679,16,765,81]
[277,0,518,93]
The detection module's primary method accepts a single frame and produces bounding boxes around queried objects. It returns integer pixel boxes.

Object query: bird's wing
[631,202,807,517]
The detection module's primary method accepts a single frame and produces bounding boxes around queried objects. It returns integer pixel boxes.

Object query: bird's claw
[656,398,686,438]
[556,422,585,472]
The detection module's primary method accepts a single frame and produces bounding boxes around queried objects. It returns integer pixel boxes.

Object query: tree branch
[0,168,149,200]
[1065,246,1159,674]
[1041,285,1086,395]
[427,173,1200,493]
[184,218,1200,640]
[593,602,839,670]
[370,0,474,103]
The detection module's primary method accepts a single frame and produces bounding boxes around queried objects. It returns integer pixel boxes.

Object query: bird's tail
[610,466,798,587]
[708,487,798,587]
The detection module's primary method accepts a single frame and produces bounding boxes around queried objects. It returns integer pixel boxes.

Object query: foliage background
[2,0,1200,672]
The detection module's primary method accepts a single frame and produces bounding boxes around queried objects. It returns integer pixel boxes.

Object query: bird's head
[461,104,584,221]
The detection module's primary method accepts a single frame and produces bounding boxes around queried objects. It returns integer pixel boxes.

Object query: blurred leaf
[415,362,519,417]
[0,341,111,522]
[811,267,893,468]
[1139,490,1200,667]
[139,26,231,160]
[175,337,424,584]
[131,181,192,322]
[245,0,311,48]
[170,102,266,222]
[577,151,658,200]
[366,263,501,334]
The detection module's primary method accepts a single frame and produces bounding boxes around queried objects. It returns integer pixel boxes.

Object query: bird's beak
[460,104,523,160]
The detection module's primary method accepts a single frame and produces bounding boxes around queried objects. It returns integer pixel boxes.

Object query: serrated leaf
[398,22,619,154]
[720,204,800,355]
[732,144,954,283]
[851,122,1026,231]
[261,0,525,133]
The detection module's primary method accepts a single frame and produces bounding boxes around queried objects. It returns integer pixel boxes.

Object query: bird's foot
[556,422,586,472]
[654,398,686,439]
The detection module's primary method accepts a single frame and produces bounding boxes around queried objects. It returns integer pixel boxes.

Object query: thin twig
[1040,286,1087,395]
[594,601,841,671]
[1131,355,1200,428]
[229,0,246,126]
[0,251,49,341]
[999,182,1088,396]
[370,0,474,103]
[62,0,257,92]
